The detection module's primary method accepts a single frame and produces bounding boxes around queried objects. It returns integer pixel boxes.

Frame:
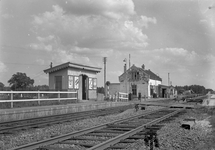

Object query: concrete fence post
[38,91,40,105]
[11,92,13,108]
[58,91,60,103]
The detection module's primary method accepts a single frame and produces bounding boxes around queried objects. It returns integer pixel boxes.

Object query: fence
[108,92,128,102]
[0,91,78,108]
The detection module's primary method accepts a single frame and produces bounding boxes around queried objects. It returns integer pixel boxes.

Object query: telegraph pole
[103,57,107,97]
[129,54,131,69]
[168,73,170,86]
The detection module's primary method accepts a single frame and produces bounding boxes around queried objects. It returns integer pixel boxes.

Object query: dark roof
[44,62,102,74]
[144,69,162,81]
[110,83,120,85]
[119,65,162,82]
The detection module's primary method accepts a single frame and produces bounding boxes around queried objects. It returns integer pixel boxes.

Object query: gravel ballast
[0,106,159,150]
[126,107,214,150]
[1,106,214,150]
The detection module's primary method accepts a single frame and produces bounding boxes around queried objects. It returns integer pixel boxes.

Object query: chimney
[141,64,145,70]
[124,63,127,73]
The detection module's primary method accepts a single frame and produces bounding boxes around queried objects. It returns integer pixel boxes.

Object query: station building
[44,62,101,100]
[109,64,162,98]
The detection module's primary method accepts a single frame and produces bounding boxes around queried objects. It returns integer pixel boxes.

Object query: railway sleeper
[106,127,133,131]
[88,133,117,137]
[40,146,76,150]
[93,129,125,133]
[128,135,146,139]
[107,124,137,128]
[109,144,128,149]
[70,137,106,141]
[59,141,96,148]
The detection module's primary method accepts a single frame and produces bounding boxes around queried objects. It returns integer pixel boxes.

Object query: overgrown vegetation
[175,85,214,95]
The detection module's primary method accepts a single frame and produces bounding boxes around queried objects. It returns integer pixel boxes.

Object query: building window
[69,76,79,89]
[68,76,74,89]
[137,72,139,80]
[93,78,97,89]
[132,84,137,96]
[74,76,79,89]
[131,71,139,80]
[89,78,97,90]
[55,76,62,91]
[89,78,93,89]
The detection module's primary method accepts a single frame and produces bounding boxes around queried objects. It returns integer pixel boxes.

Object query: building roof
[144,69,162,81]
[119,65,162,82]
[110,83,120,85]
[44,62,102,74]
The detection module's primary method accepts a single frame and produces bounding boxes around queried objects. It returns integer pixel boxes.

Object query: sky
[0,0,215,90]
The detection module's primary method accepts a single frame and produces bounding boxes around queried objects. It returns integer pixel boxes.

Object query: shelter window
[68,76,74,89]
[74,76,79,89]
[89,78,93,89]
[93,78,97,89]
[89,78,97,90]
[69,76,79,89]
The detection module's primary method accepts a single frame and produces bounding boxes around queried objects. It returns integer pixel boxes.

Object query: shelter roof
[44,62,102,74]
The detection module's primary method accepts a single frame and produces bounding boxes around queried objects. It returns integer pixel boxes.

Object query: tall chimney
[141,64,145,70]
[124,63,127,73]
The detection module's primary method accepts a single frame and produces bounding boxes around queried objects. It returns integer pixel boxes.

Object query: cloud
[137,16,157,28]
[140,48,198,67]
[32,5,149,50]
[36,59,45,65]
[30,3,156,65]
[0,61,7,76]
[30,43,53,52]
[1,13,14,19]
[55,0,135,19]
[53,49,92,66]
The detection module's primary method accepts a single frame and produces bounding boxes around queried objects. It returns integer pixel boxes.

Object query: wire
[2,61,48,67]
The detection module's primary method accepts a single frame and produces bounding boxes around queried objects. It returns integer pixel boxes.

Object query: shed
[44,62,101,100]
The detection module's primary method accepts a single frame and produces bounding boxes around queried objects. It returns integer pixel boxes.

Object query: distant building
[111,64,162,98]
[44,62,101,100]
[158,85,177,98]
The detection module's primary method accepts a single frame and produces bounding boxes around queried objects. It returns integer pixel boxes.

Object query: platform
[0,101,134,122]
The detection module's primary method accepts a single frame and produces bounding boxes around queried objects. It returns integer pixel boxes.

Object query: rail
[0,91,78,108]
[9,108,183,150]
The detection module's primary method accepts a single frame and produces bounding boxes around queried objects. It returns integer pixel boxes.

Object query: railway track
[10,107,185,150]
[0,105,132,134]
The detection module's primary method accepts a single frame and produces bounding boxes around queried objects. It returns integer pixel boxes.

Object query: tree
[0,82,4,91]
[106,81,110,86]
[8,72,34,91]
[106,81,111,96]
[97,87,104,94]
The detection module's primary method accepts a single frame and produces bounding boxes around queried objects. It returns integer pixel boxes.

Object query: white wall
[49,69,68,90]
[148,79,162,98]
[68,68,97,78]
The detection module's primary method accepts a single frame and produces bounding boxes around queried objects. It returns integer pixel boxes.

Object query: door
[55,76,62,91]
[82,75,88,100]
[132,84,137,96]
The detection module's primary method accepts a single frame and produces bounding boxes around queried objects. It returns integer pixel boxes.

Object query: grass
[193,106,215,150]
[0,99,78,109]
